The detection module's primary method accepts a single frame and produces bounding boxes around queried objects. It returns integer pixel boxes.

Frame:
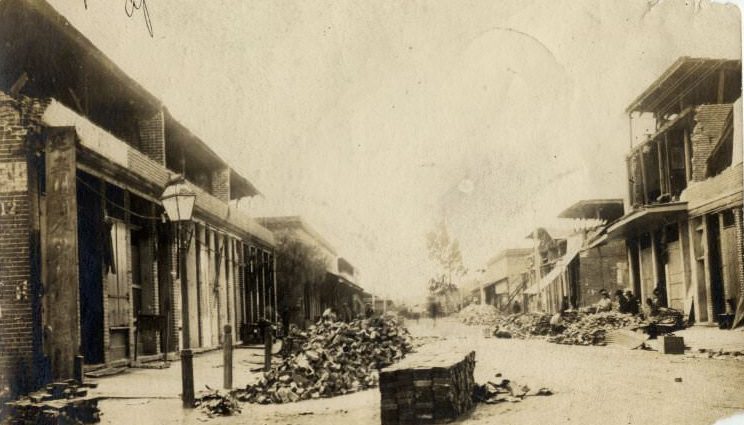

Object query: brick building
[258,216,368,328]
[0,0,277,394]
[604,57,743,327]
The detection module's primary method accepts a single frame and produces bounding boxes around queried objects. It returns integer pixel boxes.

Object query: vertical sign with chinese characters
[44,127,80,379]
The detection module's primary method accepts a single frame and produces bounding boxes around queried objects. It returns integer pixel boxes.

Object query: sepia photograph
[0,0,743,424]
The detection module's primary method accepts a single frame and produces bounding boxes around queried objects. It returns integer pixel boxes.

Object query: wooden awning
[606,203,688,240]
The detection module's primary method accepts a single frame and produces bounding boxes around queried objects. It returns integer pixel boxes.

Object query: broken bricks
[472,374,554,405]
[235,315,413,404]
[3,380,101,424]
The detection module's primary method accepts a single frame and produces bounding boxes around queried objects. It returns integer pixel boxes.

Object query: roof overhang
[606,203,688,240]
[230,168,260,199]
[558,199,624,221]
[626,57,741,114]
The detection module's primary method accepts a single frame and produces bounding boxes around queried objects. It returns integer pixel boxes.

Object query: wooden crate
[661,335,684,355]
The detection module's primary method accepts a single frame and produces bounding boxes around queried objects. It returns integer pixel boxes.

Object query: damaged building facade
[523,200,628,314]
[0,0,277,393]
[258,216,368,328]
[462,249,531,311]
[605,57,743,327]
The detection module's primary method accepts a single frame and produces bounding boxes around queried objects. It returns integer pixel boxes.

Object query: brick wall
[137,110,165,165]
[0,93,33,394]
[681,162,742,214]
[690,104,733,182]
[211,167,230,203]
[579,239,628,306]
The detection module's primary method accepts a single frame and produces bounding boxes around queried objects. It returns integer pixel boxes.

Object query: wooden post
[223,325,232,390]
[74,355,84,384]
[639,148,649,205]
[263,324,272,372]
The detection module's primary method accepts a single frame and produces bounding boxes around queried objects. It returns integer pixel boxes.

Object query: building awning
[606,203,688,240]
[558,199,624,222]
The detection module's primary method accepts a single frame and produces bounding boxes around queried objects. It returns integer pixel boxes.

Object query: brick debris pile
[491,313,555,339]
[379,349,475,425]
[236,315,413,404]
[547,312,643,345]
[3,380,100,425]
[456,304,500,326]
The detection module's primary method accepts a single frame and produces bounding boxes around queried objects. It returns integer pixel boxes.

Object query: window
[722,209,735,228]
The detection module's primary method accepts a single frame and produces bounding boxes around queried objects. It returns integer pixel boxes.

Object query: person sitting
[596,289,612,312]
[615,290,629,313]
[549,311,565,334]
[512,300,522,314]
[642,297,660,319]
[625,290,640,315]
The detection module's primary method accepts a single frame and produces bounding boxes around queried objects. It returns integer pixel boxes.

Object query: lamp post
[160,175,196,408]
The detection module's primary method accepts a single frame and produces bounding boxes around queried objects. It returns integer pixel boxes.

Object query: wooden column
[639,148,649,205]
[43,128,80,379]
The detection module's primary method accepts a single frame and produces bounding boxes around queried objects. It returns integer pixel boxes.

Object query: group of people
[597,287,666,319]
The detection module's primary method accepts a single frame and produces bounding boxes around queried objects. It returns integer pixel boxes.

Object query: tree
[274,232,329,329]
[425,220,467,295]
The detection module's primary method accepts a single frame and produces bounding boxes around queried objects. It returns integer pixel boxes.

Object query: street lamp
[161,175,196,408]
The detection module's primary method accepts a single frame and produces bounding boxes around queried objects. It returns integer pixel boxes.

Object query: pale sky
[47,0,741,303]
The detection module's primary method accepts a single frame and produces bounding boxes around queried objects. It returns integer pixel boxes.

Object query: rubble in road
[491,313,555,339]
[235,315,413,404]
[472,374,553,405]
[547,312,643,346]
[3,380,101,425]
[195,387,241,417]
[459,307,654,346]
[456,304,501,326]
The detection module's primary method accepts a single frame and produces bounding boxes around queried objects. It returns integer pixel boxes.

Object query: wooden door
[640,245,654,302]
[106,220,131,361]
[665,239,684,311]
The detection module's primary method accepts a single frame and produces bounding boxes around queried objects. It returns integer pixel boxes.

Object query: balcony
[626,109,692,209]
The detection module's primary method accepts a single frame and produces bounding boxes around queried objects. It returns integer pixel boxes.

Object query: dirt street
[97,318,744,425]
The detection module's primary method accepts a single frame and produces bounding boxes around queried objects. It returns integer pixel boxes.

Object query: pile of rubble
[472,374,553,404]
[3,380,100,425]
[491,313,554,339]
[195,387,241,417]
[547,312,643,346]
[236,315,413,404]
[456,304,501,326]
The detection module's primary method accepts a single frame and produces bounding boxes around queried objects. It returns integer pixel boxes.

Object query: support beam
[717,69,726,104]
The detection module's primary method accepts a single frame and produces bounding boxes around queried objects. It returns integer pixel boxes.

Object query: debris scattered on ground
[456,304,501,326]
[695,348,744,360]
[473,374,553,405]
[380,349,476,425]
[235,315,413,404]
[411,335,445,348]
[547,312,643,346]
[674,377,683,382]
[3,380,101,424]
[194,387,241,417]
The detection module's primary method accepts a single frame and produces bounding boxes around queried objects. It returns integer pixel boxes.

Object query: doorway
[707,214,726,321]
[77,172,104,365]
